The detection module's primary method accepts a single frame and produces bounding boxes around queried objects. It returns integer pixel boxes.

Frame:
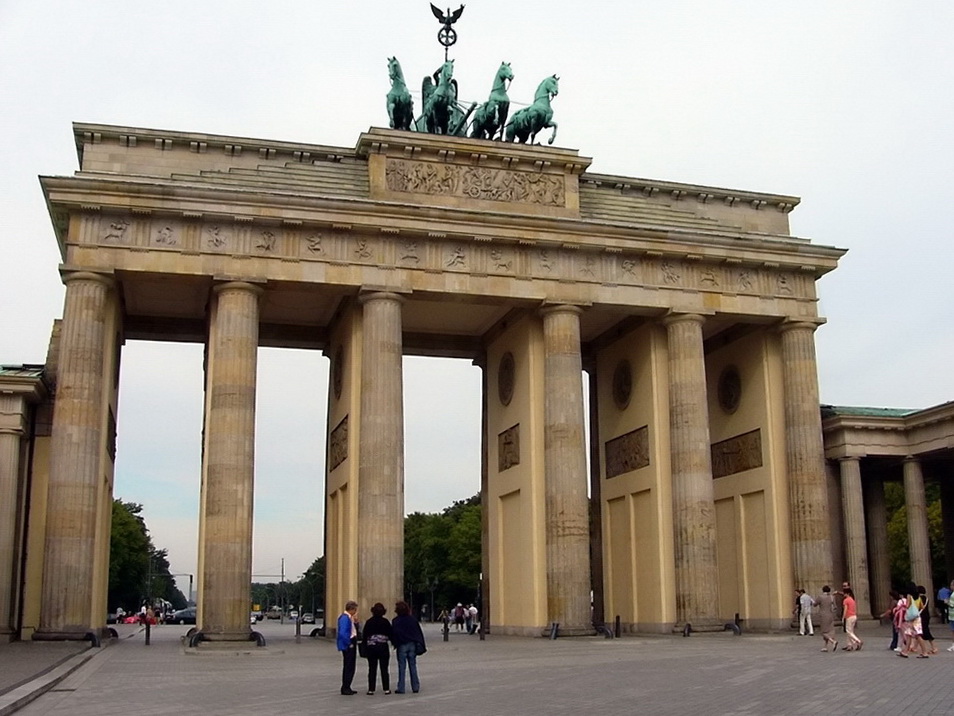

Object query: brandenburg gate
[3,120,845,642]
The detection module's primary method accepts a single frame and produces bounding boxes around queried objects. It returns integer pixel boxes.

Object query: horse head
[387,57,404,85]
[498,61,514,85]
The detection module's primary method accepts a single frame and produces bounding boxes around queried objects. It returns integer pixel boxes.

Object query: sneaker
[947,645,954,652]
[894,647,902,652]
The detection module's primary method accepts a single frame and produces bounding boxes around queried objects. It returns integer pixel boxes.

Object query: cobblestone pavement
[5,621,954,716]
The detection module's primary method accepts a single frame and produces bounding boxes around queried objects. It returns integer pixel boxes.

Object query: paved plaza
[3,620,954,716]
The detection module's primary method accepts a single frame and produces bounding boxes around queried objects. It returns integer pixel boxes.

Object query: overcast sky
[2,1,952,596]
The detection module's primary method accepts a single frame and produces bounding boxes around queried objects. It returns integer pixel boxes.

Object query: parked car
[170,607,196,625]
[289,610,299,621]
[300,612,315,624]
[265,607,282,620]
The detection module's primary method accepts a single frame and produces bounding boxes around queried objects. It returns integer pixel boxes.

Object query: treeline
[251,494,482,619]
[109,500,187,612]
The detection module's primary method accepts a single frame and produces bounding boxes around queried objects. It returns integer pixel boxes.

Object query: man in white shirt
[798,589,816,636]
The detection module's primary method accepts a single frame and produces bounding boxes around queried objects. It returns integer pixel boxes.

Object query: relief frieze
[329,415,349,472]
[605,425,650,479]
[711,428,763,479]
[305,234,323,254]
[154,224,178,246]
[498,423,520,472]
[385,158,565,207]
[103,219,130,243]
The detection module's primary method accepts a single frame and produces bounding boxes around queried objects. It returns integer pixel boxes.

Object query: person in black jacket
[391,601,426,694]
[360,602,393,694]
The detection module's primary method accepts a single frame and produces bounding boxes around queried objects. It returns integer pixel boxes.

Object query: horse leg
[547,120,558,145]
[496,104,509,141]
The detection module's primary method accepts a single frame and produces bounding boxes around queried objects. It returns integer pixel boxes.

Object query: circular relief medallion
[332,345,344,401]
[612,359,632,410]
[718,365,742,414]
[498,352,515,407]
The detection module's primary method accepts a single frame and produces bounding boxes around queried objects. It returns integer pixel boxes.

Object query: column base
[32,628,104,645]
[672,618,730,634]
[539,623,595,637]
[195,629,254,642]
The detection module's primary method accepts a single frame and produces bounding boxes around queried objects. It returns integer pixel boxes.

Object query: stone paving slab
[6,621,954,716]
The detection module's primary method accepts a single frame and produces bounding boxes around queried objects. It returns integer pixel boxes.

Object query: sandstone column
[903,457,933,597]
[36,272,114,639]
[864,478,891,616]
[198,281,261,641]
[357,292,404,612]
[541,305,592,635]
[779,320,833,594]
[0,396,26,636]
[663,312,720,626]
[838,457,870,616]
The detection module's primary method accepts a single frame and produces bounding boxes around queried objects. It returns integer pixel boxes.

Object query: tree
[885,481,945,591]
[109,500,186,612]
[404,494,481,613]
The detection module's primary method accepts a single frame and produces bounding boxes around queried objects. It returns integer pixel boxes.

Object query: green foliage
[108,500,186,611]
[404,494,481,613]
[885,481,945,590]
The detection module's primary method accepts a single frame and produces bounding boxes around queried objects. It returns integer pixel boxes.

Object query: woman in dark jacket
[391,601,426,694]
[360,602,393,694]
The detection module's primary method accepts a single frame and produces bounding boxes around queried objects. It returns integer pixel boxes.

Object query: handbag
[357,641,367,658]
[414,640,427,656]
[904,601,920,622]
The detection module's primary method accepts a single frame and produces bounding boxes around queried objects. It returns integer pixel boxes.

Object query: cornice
[40,174,845,275]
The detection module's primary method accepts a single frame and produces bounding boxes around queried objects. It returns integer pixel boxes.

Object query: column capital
[59,269,115,289]
[358,290,405,306]
[661,311,709,328]
[776,317,826,334]
[838,455,862,464]
[212,280,264,298]
[539,303,585,318]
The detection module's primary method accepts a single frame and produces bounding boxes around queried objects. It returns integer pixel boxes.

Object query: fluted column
[838,457,870,616]
[903,457,933,597]
[663,312,720,626]
[357,292,404,612]
[779,320,833,594]
[199,281,261,640]
[0,397,26,636]
[865,478,891,616]
[36,272,113,639]
[541,305,591,635]
[941,480,954,584]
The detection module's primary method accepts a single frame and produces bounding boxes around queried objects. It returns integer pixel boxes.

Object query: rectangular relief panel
[711,428,762,479]
[605,425,650,478]
[606,496,634,622]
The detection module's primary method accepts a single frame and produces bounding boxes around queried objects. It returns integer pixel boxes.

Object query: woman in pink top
[842,587,863,651]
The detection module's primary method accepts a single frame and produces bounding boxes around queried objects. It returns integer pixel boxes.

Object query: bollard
[295,617,301,644]
[549,622,559,640]
[443,616,450,642]
[479,621,485,641]
[144,620,151,646]
[614,615,621,639]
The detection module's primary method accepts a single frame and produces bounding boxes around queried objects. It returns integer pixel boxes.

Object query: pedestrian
[361,602,393,695]
[798,589,815,636]
[817,585,838,652]
[464,603,474,634]
[337,600,359,695]
[918,585,938,655]
[392,600,426,694]
[841,587,863,651]
[880,590,902,651]
[898,584,927,658]
[453,603,465,631]
[468,603,479,635]
[937,581,951,625]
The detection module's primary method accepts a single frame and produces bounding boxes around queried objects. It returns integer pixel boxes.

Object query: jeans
[396,642,420,693]
[340,642,356,693]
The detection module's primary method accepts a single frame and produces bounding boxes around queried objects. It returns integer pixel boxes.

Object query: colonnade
[835,455,937,617]
[29,269,843,639]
